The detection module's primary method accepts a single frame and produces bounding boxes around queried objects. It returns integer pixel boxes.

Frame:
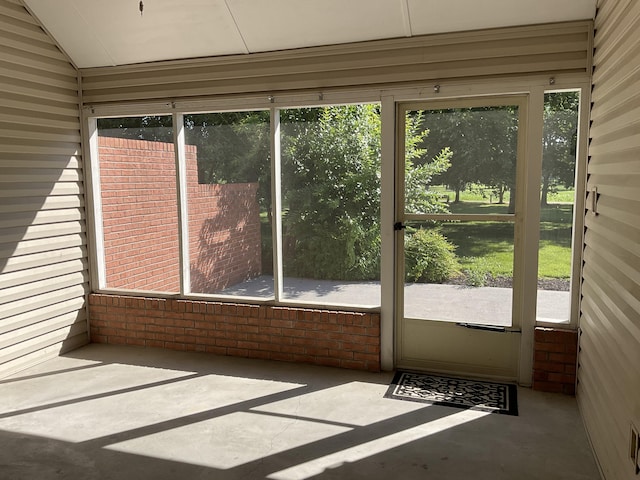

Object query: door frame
[394,95,529,381]
[376,77,589,383]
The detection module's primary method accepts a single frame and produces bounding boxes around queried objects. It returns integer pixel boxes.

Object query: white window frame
[83,75,590,373]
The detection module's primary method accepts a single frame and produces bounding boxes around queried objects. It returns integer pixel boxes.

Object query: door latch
[394,222,406,231]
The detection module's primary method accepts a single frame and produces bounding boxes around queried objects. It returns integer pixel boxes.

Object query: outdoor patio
[222,276,571,326]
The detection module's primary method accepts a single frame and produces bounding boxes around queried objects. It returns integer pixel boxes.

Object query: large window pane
[97,116,178,293]
[408,106,520,213]
[537,91,579,322]
[184,111,272,297]
[280,105,381,307]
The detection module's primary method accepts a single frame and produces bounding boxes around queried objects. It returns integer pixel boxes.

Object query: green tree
[416,108,479,203]
[184,111,272,216]
[280,105,381,280]
[97,115,173,142]
[417,106,518,208]
[280,104,452,280]
[541,92,579,206]
[404,110,452,213]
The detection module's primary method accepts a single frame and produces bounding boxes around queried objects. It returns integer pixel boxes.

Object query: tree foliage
[184,111,272,215]
[541,91,579,206]
[404,111,453,214]
[280,105,451,280]
[419,106,519,210]
[97,115,173,143]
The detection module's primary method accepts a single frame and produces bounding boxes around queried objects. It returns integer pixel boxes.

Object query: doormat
[385,371,518,416]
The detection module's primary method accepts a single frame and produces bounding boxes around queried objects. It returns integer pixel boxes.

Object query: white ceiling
[23,0,597,69]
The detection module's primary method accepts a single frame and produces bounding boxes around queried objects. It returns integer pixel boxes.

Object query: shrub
[463,266,487,287]
[405,228,460,283]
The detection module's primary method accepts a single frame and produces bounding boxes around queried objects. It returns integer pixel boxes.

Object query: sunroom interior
[1,0,638,478]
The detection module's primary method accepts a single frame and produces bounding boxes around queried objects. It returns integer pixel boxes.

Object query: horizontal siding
[1,245,87,274]
[578,0,640,479]
[81,21,592,104]
[0,0,87,378]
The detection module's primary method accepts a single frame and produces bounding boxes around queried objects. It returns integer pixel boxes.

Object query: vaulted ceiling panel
[408,0,598,35]
[227,0,409,53]
[21,0,597,69]
[24,0,248,67]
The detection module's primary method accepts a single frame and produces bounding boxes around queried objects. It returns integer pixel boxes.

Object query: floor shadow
[0,345,600,480]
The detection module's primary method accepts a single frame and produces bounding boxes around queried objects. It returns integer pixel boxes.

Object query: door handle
[394,222,406,231]
[457,323,522,333]
[457,323,506,332]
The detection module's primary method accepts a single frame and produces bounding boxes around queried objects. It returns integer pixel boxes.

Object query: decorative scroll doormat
[385,371,518,416]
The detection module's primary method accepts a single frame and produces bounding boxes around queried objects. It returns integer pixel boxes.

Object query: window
[96,116,178,293]
[183,111,272,298]
[92,104,382,308]
[88,90,583,321]
[399,102,521,326]
[279,105,381,306]
[537,91,580,323]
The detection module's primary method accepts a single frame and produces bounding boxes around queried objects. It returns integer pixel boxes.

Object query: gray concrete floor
[221,276,570,326]
[0,344,600,480]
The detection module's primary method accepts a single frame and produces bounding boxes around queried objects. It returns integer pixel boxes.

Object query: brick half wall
[533,327,578,395]
[89,293,381,372]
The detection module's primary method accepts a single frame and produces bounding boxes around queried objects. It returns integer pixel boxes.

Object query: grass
[432,185,576,206]
[261,185,574,284]
[435,193,574,281]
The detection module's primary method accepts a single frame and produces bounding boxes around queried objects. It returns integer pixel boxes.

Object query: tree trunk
[540,177,549,207]
[498,186,505,204]
[508,187,516,214]
[454,188,461,203]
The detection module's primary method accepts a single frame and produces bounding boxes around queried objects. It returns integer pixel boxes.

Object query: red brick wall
[89,293,381,372]
[532,327,578,395]
[99,137,181,291]
[99,137,261,293]
[188,182,262,293]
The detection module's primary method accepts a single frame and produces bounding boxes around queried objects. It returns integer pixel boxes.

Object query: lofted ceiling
[23,0,597,69]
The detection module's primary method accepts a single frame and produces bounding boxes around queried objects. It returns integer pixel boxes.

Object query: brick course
[532,327,578,395]
[89,293,381,372]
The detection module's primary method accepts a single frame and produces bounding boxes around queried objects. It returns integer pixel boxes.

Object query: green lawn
[262,186,574,284]
[437,198,574,281]
[431,185,576,206]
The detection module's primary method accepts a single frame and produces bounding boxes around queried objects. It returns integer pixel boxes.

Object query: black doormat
[385,371,518,416]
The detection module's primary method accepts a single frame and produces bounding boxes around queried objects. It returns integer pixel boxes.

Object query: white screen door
[396,96,527,380]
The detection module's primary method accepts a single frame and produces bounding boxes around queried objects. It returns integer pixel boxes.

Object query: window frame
[83,78,590,327]
[85,97,386,311]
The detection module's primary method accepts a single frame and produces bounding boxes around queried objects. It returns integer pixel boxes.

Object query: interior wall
[0,0,88,377]
[578,0,640,478]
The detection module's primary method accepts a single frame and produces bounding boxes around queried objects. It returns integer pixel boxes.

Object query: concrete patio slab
[221,276,571,326]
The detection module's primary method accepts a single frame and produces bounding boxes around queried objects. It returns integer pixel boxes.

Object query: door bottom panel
[398,319,520,381]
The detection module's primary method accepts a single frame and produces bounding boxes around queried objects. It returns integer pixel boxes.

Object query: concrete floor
[0,344,600,480]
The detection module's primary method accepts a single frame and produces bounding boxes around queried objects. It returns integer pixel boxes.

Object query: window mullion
[85,117,106,290]
[174,113,191,296]
[271,108,284,302]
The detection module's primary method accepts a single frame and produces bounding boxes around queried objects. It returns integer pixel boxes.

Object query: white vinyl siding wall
[80,21,592,105]
[0,0,88,377]
[578,0,640,479]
